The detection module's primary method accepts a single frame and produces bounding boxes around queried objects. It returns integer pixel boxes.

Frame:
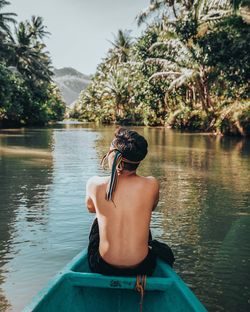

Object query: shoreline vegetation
[71,0,250,136]
[1,1,250,136]
[0,0,65,128]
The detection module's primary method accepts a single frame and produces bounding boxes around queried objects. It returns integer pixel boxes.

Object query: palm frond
[240,1,250,23]
[149,39,190,55]
[146,57,179,70]
[193,0,206,20]
[168,69,194,90]
[29,15,50,40]
[199,8,232,22]
[136,1,166,26]
[149,70,181,82]
[136,5,158,26]
[0,0,11,10]
[109,29,132,49]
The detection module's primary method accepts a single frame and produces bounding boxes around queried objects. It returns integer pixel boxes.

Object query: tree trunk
[196,78,207,112]
[203,78,214,110]
[164,91,171,111]
[172,4,178,19]
[187,85,194,109]
[198,67,213,113]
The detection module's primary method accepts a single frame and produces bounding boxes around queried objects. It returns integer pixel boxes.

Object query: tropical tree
[74,0,249,134]
[136,0,181,26]
[0,0,16,37]
[107,29,133,64]
[140,0,249,109]
[7,16,53,82]
[137,0,250,25]
[0,6,65,127]
[146,38,214,113]
[0,0,16,60]
[100,67,132,119]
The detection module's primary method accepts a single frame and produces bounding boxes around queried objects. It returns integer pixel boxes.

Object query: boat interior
[24,250,206,312]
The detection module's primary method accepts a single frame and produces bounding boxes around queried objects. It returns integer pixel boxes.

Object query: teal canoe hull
[23,249,207,312]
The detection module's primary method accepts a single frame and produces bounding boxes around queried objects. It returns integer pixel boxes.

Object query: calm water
[0,124,250,311]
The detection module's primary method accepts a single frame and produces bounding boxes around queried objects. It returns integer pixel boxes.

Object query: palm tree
[139,0,250,114]
[136,0,181,26]
[136,0,249,26]
[0,0,16,37]
[28,15,50,40]
[8,16,53,83]
[101,68,131,118]
[108,29,133,64]
[146,38,213,112]
[0,0,16,61]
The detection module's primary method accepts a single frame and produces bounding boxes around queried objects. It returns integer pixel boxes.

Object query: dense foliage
[75,0,250,135]
[0,0,65,127]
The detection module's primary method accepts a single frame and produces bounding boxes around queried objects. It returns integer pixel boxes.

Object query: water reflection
[0,127,100,311]
[213,216,250,311]
[0,125,249,312]
[0,129,53,311]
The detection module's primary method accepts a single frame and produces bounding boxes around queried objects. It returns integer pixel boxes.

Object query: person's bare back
[86,127,160,275]
[86,173,159,267]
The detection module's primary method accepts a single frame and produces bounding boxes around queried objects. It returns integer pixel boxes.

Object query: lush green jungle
[0,0,65,127]
[1,0,250,135]
[72,0,250,136]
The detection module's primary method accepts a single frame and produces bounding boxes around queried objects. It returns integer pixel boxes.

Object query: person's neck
[119,170,137,177]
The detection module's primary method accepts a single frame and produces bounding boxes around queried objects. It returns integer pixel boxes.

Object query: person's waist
[98,246,151,268]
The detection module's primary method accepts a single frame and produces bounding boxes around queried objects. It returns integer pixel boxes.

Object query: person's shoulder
[145,175,159,182]
[86,175,109,187]
[145,176,160,190]
[138,176,160,189]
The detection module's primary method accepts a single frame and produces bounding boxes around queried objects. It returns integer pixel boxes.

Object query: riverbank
[1,115,250,137]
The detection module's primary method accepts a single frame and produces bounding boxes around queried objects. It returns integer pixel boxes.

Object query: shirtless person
[85,127,160,276]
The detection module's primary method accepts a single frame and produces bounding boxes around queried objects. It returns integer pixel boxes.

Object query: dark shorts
[87,218,157,276]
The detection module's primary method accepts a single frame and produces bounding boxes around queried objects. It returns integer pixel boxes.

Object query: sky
[9,0,148,75]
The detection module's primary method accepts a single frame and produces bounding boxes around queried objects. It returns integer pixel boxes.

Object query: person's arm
[148,176,160,211]
[85,177,97,213]
[152,186,159,211]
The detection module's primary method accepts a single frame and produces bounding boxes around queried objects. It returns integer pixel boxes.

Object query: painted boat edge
[22,248,208,312]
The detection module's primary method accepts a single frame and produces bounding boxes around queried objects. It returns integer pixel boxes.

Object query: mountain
[53,67,91,108]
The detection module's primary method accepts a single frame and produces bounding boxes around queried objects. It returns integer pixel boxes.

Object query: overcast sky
[9,0,148,75]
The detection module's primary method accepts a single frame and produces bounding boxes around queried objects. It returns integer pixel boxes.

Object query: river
[0,124,249,311]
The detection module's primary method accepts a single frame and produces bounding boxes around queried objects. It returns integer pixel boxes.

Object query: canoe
[23,248,207,312]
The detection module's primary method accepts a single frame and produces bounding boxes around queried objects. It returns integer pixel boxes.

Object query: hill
[53,67,91,107]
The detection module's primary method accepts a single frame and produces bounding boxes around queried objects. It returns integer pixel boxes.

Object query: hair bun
[113,127,148,162]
